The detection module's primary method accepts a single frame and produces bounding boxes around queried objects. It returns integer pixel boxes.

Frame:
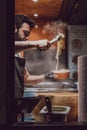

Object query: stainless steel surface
[24,80,78,97]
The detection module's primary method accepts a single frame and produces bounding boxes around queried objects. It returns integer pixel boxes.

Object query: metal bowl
[39,105,71,123]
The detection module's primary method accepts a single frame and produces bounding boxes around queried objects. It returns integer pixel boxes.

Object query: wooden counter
[32,91,78,122]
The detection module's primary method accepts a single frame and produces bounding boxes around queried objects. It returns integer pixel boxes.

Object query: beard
[15,30,25,41]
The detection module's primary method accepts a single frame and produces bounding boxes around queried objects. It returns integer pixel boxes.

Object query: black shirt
[15,56,25,98]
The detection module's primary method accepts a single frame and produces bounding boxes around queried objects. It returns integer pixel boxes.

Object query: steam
[42,20,67,37]
[42,20,67,70]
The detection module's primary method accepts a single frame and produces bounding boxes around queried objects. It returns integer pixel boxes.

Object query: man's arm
[24,68,58,86]
[24,67,46,86]
[15,39,50,53]
[15,33,65,53]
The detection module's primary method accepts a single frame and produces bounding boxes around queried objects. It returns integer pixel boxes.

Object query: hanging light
[35,25,38,28]
[34,13,38,17]
[32,0,38,2]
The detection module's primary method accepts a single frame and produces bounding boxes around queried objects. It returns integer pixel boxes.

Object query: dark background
[0,0,15,125]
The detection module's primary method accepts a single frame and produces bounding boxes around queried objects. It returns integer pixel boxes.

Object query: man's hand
[45,72,55,80]
[37,39,51,51]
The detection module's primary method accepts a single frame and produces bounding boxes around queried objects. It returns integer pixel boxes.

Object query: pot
[39,105,71,123]
[52,69,70,80]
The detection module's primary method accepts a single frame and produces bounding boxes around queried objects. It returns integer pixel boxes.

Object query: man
[15,14,55,98]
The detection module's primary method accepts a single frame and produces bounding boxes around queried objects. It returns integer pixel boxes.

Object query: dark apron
[15,56,25,99]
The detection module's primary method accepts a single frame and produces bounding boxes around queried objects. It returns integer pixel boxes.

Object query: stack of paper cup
[78,55,87,123]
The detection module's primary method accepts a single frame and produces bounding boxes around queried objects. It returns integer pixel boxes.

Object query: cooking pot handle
[45,97,52,113]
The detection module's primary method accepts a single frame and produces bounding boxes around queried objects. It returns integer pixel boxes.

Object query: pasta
[55,38,65,70]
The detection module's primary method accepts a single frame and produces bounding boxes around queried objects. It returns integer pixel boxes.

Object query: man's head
[15,14,35,41]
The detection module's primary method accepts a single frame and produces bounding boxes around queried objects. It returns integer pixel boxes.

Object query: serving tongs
[45,96,52,113]
[49,33,65,45]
